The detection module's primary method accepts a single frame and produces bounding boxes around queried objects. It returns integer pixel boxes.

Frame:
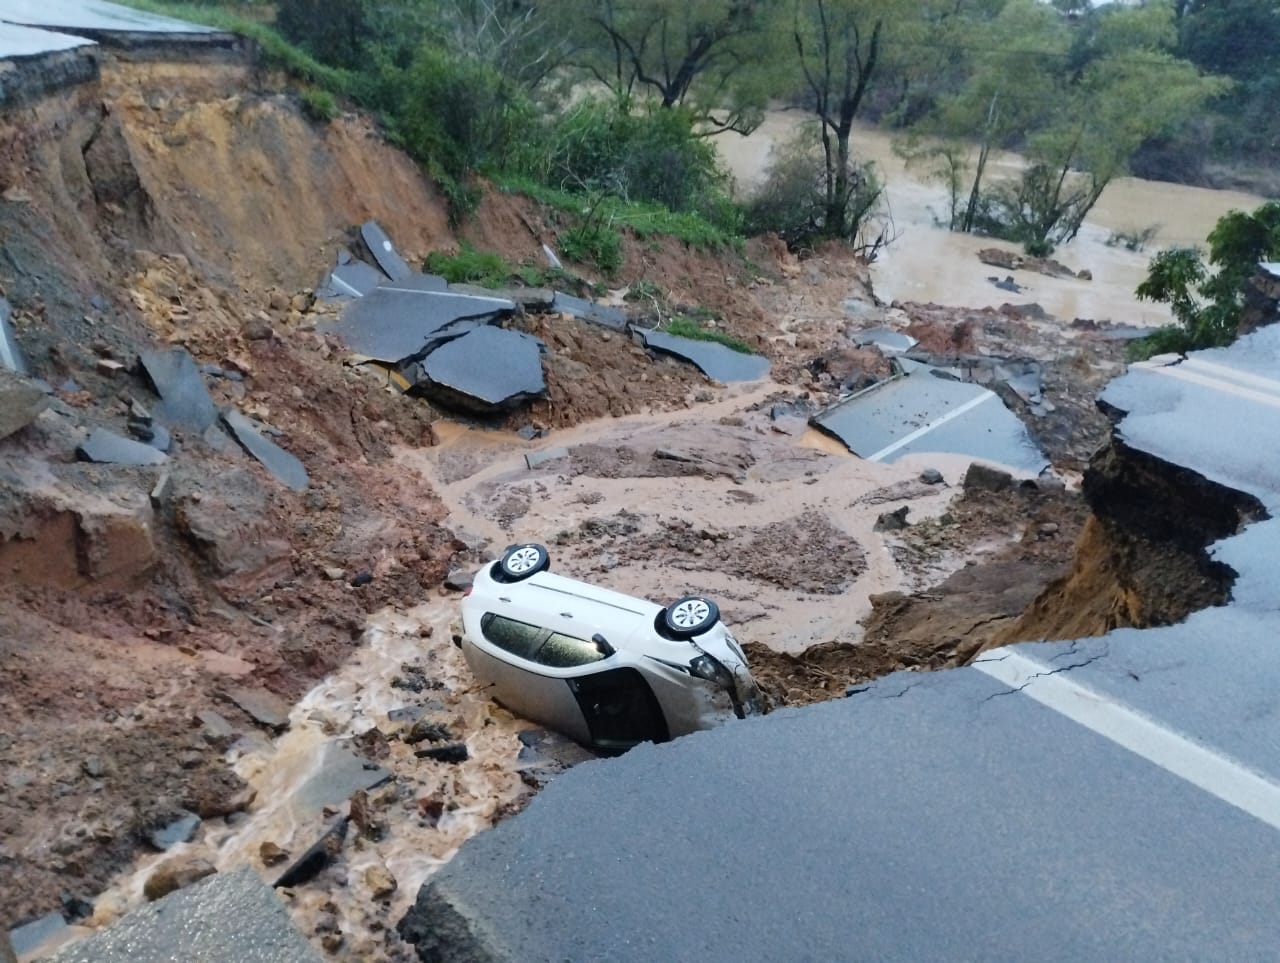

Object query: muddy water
[717,110,1266,326]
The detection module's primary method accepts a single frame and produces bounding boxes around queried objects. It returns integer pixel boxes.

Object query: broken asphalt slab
[292,742,391,820]
[0,0,218,35]
[360,220,412,282]
[222,685,292,731]
[851,327,917,355]
[413,325,545,412]
[642,329,771,383]
[76,427,167,466]
[138,347,219,431]
[222,409,308,491]
[0,19,94,57]
[316,255,384,300]
[400,327,1280,963]
[321,288,514,363]
[550,292,627,331]
[812,365,1046,474]
[49,867,321,963]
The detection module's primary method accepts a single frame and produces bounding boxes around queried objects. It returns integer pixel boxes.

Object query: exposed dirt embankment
[993,438,1268,646]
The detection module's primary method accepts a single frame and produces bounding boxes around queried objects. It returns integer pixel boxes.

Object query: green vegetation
[1106,225,1161,253]
[299,88,338,122]
[1132,201,1280,359]
[664,317,753,354]
[423,243,576,290]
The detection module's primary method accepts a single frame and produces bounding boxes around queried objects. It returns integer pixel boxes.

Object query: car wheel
[663,596,720,638]
[499,543,550,581]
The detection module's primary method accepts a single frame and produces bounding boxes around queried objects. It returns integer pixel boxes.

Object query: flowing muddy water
[85,381,1036,956]
[716,109,1266,326]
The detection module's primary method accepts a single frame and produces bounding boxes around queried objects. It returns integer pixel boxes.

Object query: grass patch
[664,316,753,354]
[424,243,578,290]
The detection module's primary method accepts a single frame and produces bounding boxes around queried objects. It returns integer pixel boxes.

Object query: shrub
[424,243,511,286]
[560,222,623,275]
[1107,225,1161,252]
[299,88,338,122]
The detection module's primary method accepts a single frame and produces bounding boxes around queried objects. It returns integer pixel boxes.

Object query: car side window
[480,614,545,660]
[537,632,608,668]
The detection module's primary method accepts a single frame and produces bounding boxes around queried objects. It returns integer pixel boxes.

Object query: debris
[874,506,911,532]
[963,463,1015,493]
[359,221,412,282]
[525,446,569,469]
[143,856,216,901]
[654,448,697,463]
[642,329,771,383]
[53,867,320,963]
[542,243,562,270]
[8,912,68,961]
[77,428,168,466]
[138,348,219,431]
[259,841,290,867]
[443,569,474,591]
[364,864,397,901]
[96,358,126,376]
[0,370,48,440]
[223,685,292,731]
[517,424,547,440]
[292,743,391,819]
[350,571,373,587]
[316,254,383,300]
[322,566,345,581]
[413,325,545,413]
[514,728,596,790]
[988,275,1023,293]
[405,719,454,745]
[149,470,173,508]
[60,895,93,924]
[0,297,28,373]
[550,292,626,331]
[919,468,945,485]
[273,817,349,889]
[349,788,385,840]
[221,409,309,491]
[414,742,469,763]
[147,811,200,851]
[194,709,235,745]
[851,328,917,355]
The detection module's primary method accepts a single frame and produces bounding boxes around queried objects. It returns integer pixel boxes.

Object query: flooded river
[716,109,1266,326]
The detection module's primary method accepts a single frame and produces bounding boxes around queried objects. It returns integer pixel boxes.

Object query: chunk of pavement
[414,742,469,763]
[642,329,771,383]
[452,284,555,311]
[143,856,216,901]
[654,447,697,463]
[443,569,474,592]
[964,462,1015,493]
[273,817,349,889]
[50,866,321,963]
[360,220,413,282]
[9,912,69,961]
[381,273,450,293]
[852,328,918,355]
[138,348,219,431]
[292,742,392,819]
[515,728,596,790]
[919,468,945,485]
[147,811,201,851]
[316,255,383,299]
[550,291,627,331]
[0,369,48,440]
[76,428,168,466]
[321,288,514,363]
[221,409,309,491]
[873,506,911,532]
[525,446,569,469]
[223,685,292,731]
[0,296,29,374]
[416,325,545,412]
[194,709,236,744]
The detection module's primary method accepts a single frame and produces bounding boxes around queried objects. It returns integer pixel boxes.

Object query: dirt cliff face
[993,438,1268,646]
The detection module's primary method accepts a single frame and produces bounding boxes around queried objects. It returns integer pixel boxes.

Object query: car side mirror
[591,633,615,657]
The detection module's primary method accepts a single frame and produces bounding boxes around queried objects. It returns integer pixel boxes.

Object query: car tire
[662,596,720,638]
[499,543,550,581]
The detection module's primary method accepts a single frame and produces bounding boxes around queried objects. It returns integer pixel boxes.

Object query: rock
[873,506,910,532]
[138,348,219,431]
[443,569,474,591]
[147,811,200,851]
[143,856,216,901]
[963,463,1015,493]
[349,789,382,841]
[349,571,373,587]
[178,750,204,770]
[259,841,289,867]
[1077,269,1093,281]
[77,502,159,583]
[919,468,945,485]
[525,447,569,469]
[1038,522,1061,537]
[405,719,454,746]
[194,709,236,745]
[223,686,291,731]
[8,912,67,960]
[654,448,696,463]
[82,756,105,778]
[273,818,348,889]
[96,358,126,376]
[365,864,397,901]
[243,318,273,340]
[0,371,49,440]
[322,566,345,581]
[320,934,343,954]
[414,743,469,764]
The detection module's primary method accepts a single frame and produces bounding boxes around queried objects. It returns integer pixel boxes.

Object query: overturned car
[460,544,763,752]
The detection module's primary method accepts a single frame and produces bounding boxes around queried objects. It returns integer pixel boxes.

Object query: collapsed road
[397,329,1280,961]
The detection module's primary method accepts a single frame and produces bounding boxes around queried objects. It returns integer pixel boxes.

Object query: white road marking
[1137,362,1280,410]
[1182,357,1280,398]
[0,333,17,372]
[975,649,1280,832]
[868,390,995,462]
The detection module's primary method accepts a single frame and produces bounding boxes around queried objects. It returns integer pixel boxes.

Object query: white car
[460,543,763,752]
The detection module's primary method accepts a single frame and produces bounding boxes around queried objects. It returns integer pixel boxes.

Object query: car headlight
[689,654,735,692]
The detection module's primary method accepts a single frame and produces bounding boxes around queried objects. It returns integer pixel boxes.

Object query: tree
[1135,200,1280,355]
